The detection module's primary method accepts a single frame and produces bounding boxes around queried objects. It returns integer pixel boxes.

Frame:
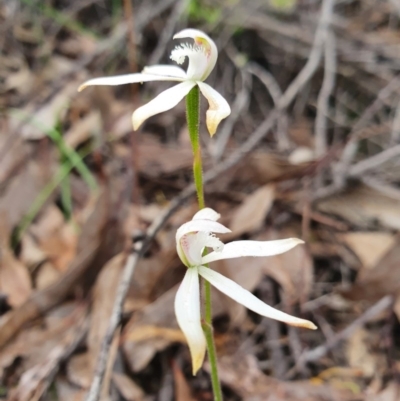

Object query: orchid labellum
[78,29,230,136]
[175,208,317,375]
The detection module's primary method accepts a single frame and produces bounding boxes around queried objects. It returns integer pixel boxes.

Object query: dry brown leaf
[344,239,400,302]
[124,325,186,344]
[67,328,120,399]
[67,353,92,389]
[317,185,400,230]
[5,63,34,95]
[58,36,97,58]
[393,295,400,323]
[346,328,377,377]
[64,110,101,149]
[0,189,113,349]
[366,382,400,401]
[19,233,47,269]
[230,184,275,236]
[30,205,78,272]
[137,135,192,176]
[55,377,86,401]
[87,253,124,369]
[0,303,81,380]
[110,111,135,140]
[173,361,197,401]
[0,253,31,308]
[122,286,180,373]
[12,81,79,140]
[6,306,87,401]
[337,232,396,270]
[217,353,358,401]
[36,262,61,290]
[248,151,308,185]
[128,253,170,301]
[112,372,146,401]
[40,56,76,82]
[0,161,52,229]
[0,241,32,307]
[262,230,313,305]
[0,132,27,185]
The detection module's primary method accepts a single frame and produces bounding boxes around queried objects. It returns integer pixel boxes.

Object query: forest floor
[1,0,400,400]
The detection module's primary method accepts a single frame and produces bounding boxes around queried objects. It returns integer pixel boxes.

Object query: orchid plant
[175,208,317,375]
[79,28,316,401]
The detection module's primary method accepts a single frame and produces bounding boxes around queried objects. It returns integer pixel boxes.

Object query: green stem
[186,86,205,209]
[186,86,223,401]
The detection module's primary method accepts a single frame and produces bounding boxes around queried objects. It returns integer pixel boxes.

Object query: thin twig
[348,143,400,177]
[148,0,188,65]
[246,62,291,151]
[291,295,393,375]
[211,67,251,161]
[247,62,282,105]
[360,176,400,201]
[277,0,335,111]
[391,100,400,143]
[315,31,337,158]
[329,75,400,190]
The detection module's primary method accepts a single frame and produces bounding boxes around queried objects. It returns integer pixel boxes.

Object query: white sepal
[78,73,183,92]
[174,268,206,375]
[142,65,187,79]
[198,266,317,330]
[192,208,221,221]
[176,219,231,245]
[197,82,231,136]
[202,238,304,264]
[132,81,196,130]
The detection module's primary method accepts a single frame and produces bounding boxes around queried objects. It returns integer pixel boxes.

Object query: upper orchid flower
[175,208,317,375]
[78,29,230,136]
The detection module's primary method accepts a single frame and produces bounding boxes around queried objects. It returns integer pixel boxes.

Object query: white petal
[198,266,317,330]
[171,44,209,81]
[175,268,206,375]
[197,82,231,137]
[176,219,231,246]
[179,232,208,267]
[132,81,196,130]
[142,65,187,79]
[78,73,183,92]
[202,238,304,264]
[173,29,218,81]
[192,208,221,221]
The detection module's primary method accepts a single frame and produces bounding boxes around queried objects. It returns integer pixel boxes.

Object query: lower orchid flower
[175,208,317,375]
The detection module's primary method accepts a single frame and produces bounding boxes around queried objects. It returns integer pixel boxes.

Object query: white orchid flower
[78,29,230,136]
[175,208,317,375]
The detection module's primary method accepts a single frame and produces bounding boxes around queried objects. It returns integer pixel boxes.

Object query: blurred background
[1,0,400,400]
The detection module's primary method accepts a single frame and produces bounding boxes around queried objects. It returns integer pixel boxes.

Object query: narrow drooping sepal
[197,82,231,136]
[174,268,207,375]
[78,72,184,92]
[132,81,196,130]
[198,266,317,330]
[202,238,304,264]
